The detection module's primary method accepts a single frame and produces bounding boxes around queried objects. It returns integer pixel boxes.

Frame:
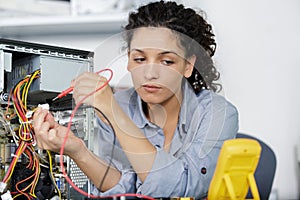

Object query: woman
[33,1,238,199]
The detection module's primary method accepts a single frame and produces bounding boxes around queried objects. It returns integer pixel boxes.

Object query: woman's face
[127,27,195,106]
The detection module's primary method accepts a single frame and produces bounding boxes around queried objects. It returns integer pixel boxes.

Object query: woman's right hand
[33,107,85,158]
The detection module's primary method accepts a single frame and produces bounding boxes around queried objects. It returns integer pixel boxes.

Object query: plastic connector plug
[1,190,12,200]
[50,195,60,200]
[38,103,50,110]
[0,182,7,193]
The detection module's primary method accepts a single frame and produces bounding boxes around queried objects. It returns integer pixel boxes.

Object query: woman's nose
[144,63,159,80]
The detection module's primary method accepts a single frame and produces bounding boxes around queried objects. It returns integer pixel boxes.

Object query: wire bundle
[0,69,50,199]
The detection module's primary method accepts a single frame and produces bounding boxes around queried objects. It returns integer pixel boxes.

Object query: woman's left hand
[71,72,114,113]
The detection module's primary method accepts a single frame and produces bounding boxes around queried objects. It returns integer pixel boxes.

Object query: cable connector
[0,182,7,193]
[38,103,50,110]
[25,110,34,119]
[50,195,60,200]
[1,190,12,200]
[25,103,50,119]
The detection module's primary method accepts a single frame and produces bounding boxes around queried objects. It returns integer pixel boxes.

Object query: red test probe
[52,87,74,101]
[51,68,114,102]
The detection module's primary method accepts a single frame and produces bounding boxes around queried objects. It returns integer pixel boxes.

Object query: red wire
[4,89,13,120]
[15,167,35,199]
[2,141,26,183]
[24,148,33,169]
[14,80,27,122]
[59,69,155,200]
[2,71,40,198]
[13,84,26,122]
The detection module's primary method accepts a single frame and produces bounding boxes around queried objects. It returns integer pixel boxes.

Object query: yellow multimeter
[207,138,261,200]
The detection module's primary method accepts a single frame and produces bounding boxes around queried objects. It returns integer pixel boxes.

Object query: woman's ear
[127,49,130,58]
[127,50,131,71]
[184,55,196,78]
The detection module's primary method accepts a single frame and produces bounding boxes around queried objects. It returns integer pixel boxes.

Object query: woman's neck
[145,92,182,128]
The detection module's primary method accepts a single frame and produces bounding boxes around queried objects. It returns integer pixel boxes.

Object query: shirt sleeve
[91,169,136,196]
[136,96,239,199]
[91,117,137,196]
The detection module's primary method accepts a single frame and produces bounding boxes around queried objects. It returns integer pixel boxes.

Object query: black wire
[91,106,116,192]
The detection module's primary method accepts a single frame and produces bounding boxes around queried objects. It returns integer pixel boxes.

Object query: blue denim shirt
[92,80,239,199]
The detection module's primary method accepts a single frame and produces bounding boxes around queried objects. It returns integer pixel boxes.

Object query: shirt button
[201,167,207,174]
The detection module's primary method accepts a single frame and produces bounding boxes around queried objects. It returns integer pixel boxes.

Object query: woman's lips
[142,84,161,92]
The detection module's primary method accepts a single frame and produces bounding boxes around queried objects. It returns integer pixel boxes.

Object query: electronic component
[0,38,95,199]
[6,54,89,104]
[207,138,261,200]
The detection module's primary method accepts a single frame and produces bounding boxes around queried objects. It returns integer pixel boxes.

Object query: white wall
[198,0,300,199]
[10,0,300,199]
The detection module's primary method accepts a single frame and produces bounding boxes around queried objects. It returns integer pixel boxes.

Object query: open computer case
[0,38,96,199]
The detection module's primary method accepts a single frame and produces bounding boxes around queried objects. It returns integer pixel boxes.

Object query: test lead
[52,87,74,101]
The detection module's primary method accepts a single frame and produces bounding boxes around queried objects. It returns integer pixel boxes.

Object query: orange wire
[4,89,14,120]
[15,171,35,199]
[24,148,33,169]
[3,70,40,199]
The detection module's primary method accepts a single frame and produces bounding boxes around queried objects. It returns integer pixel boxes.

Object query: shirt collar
[132,94,153,128]
[131,79,199,133]
[178,79,200,134]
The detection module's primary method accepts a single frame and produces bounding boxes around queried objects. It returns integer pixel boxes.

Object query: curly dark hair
[124,1,221,93]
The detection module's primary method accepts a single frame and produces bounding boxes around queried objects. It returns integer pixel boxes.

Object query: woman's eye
[162,60,174,65]
[133,58,145,63]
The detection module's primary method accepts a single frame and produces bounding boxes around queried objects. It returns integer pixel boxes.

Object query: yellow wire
[5,141,26,183]
[17,78,27,114]
[16,148,38,197]
[18,125,30,142]
[21,76,30,106]
[47,150,62,199]
[23,70,40,109]
[30,153,40,197]
[12,83,23,121]
[7,70,41,199]
[13,193,30,200]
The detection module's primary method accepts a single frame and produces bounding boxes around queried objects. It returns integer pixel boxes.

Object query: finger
[33,109,49,132]
[76,77,107,94]
[35,122,51,144]
[74,72,93,83]
[73,94,90,105]
[40,121,51,133]
[49,128,67,153]
[48,129,58,144]
[34,122,51,150]
[44,112,59,129]
[70,79,76,87]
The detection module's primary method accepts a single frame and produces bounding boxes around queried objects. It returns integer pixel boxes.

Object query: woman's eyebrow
[130,49,183,58]
[159,51,180,56]
[130,48,144,53]
[159,51,186,60]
